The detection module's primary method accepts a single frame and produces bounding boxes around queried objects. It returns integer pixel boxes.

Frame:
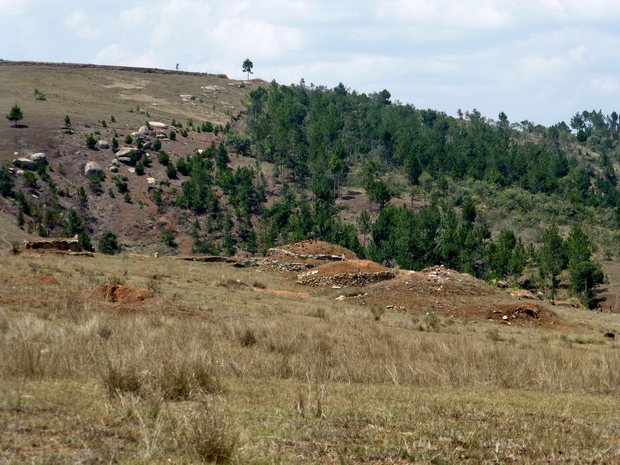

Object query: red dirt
[91,284,154,304]
[307,259,388,277]
[273,240,358,260]
[38,275,60,285]
[252,287,310,298]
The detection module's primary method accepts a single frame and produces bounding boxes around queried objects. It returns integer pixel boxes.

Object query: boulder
[84,161,104,178]
[149,122,167,129]
[180,94,194,101]
[116,147,137,158]
[131,132,147,139]
[30,153,47,163]
[117,157,133,164]
[97,140,110,149]
[13,158,36,170]
[142,141,152,150]
[138,126,150,135]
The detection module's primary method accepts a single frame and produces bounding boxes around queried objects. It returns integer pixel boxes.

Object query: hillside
[4,61,620,463]
[1,61,620,310]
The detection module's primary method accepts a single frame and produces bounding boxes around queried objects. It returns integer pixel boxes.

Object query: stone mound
[488,303,560,327]
[296,259,394,287]
[91,284,153,304]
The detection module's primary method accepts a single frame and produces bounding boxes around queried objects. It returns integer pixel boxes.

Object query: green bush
[152,139,162,151]
[124,135,133,145]
[86,134,97,149]
[0,170,15,197]
[166,163,177,178]
[99,230,119,255]
[135,161,145,175]
[157,151,170,165]
[169,130,177,141]
[78,231,94,252]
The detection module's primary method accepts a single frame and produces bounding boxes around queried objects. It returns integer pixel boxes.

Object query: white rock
[138,126,150,134]
[147,177,156,184]
[84,161,104,178]
[97,140,110,149]
[30,153,47,163]
[13,158,36,169]
[149,122,167,129]
[116,147,136,157]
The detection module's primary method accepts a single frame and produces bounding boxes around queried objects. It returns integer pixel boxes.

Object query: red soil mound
[38,275,60,285]
[91,284,153,304]
[272,240,357,260]
[308,259,388,277]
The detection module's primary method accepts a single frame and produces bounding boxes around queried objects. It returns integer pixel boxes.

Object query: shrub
[23,170,37,188]
[169,130,176,141]
[98,230,119,254]
[0,169,15,197]
[135,161,145,175]
[78,231,94,252]
[152,139,162,151]
[166,164,177,178]
[124,135,133,145]
[34,88,46,101]
[157,151,170,165]
[111,137,119,151]
[161,228,176,247]
[86,134,97,149]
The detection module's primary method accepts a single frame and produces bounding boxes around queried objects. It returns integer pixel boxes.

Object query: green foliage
[98,230,119,255]
[64,115,71,127]
[161,228,176,247]
[22,170,37,188]
[0,169,15,197]
[135,161,145,175]
[77,186,88,211]
[242,58,254,79]
[157,151,170,165]
[152,138,162,151]
[166,163,177,178]
[78,231,94,252]
[85,134,97,149]
[111,137,119,151]
[169,130,176,141]
[6,104,23,126]
[33,88,46,101]
[124,135,133,145]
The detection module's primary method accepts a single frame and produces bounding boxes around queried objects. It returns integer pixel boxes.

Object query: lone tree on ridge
[242,59,253,80]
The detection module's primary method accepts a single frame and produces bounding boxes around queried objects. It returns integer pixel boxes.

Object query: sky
[1,0,619,127]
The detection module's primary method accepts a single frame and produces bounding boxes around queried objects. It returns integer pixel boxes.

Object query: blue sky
[2,0,619,127]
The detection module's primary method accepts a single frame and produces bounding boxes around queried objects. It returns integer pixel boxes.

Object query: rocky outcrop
[13,158,36,169]
[24,237,82,252]
[30,152,47,163]
[84,161,103,178]
[297,270,396,287]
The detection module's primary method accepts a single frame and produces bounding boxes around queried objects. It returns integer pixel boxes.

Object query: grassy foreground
[2,252,620,463]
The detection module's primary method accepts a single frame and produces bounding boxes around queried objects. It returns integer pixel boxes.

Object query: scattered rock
[117,156,133,164]
[147,177,156,184]
[30,152,47,163]
[13,158,36,169]
[97,140,110,149]
[149,122,167,129]
[138,126,150,134]
[84,161,104,178]
[116,147,137,158]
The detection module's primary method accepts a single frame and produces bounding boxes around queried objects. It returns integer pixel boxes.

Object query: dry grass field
[2,250,620,464]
